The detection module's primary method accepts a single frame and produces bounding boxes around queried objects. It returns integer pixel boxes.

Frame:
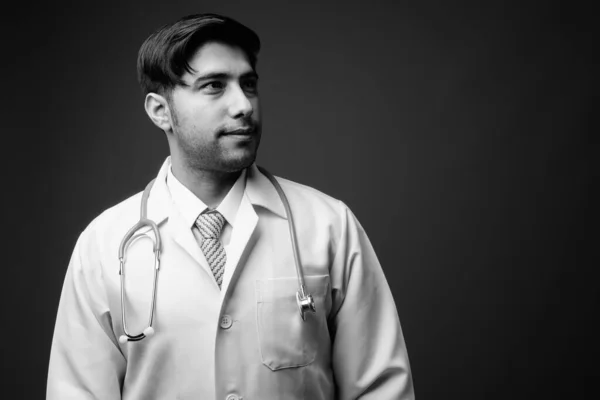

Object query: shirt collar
[145,157,287,226]
[166,165,247,229]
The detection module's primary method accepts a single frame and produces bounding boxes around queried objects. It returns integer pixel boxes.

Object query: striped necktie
[194,211,227,289]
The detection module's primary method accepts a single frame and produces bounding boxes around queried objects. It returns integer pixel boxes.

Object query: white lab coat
[47,158,414,400]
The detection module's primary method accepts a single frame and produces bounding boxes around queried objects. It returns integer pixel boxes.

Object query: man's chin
[219,150,258,173]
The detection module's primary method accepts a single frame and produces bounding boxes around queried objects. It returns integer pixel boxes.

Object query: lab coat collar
[144,158,172,227]
[245,163,287,220]
[145,158,287,225]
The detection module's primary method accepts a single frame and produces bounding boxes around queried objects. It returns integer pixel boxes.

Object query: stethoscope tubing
[118,180,161,343]
[118,167,315,343]
[257,166,306,291]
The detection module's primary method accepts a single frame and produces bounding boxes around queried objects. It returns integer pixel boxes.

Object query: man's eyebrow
[193,71,259,84]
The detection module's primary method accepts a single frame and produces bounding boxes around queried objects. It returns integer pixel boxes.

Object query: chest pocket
[255,274,330,370]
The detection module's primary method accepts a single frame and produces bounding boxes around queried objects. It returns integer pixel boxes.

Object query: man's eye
[242,80,258,93]
[202,81,224,92]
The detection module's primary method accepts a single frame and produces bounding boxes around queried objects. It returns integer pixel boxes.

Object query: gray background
[2,0,596,398]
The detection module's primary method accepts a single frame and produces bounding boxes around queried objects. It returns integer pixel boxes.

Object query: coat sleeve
[328,202,415,400]
[47,228,126,399]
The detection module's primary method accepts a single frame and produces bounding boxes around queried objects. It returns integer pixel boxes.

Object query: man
[47,13,415,400]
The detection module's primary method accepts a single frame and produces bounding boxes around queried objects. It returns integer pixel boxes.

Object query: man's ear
[144,92,174,132]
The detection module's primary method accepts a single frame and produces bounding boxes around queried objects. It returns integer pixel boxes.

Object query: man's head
[138,14,262,173]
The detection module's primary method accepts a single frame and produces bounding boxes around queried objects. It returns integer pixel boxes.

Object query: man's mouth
[222,127,256,137]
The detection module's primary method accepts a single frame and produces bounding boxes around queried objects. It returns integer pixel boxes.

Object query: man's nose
[228,84,253,119]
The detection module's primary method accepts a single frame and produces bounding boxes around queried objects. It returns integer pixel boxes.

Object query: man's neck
[171,160,241,209]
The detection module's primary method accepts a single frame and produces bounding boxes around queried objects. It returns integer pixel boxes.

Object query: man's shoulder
[67,189,147,263]
[277,175,339,203]
[83,189,146,237]
[273,175,351,220]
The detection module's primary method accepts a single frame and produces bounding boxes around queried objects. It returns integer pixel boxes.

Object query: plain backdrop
[2,0,596,398]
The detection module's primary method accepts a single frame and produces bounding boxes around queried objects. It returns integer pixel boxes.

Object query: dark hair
[137,13,261,97]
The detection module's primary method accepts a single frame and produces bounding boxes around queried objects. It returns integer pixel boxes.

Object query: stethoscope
[117,166,316,343]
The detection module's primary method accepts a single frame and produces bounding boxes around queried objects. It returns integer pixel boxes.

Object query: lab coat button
[220,314,233,329]
[225,394,240,400]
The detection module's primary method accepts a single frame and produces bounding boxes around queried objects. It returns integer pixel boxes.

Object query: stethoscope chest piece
[297,285,316,321]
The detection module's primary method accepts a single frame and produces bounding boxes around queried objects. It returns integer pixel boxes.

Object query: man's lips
[222,127,256,137]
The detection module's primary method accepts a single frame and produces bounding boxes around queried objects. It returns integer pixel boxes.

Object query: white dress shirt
[166,166,246,295]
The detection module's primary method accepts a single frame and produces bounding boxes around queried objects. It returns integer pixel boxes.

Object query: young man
[47,13,415,400]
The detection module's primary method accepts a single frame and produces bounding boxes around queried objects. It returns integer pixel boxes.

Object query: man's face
[168,41,261,173]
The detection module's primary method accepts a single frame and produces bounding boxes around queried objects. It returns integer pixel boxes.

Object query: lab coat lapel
[144,158,207,274]
[167,209,206,270]
[222,194,258,294]
[221,165,288,295]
